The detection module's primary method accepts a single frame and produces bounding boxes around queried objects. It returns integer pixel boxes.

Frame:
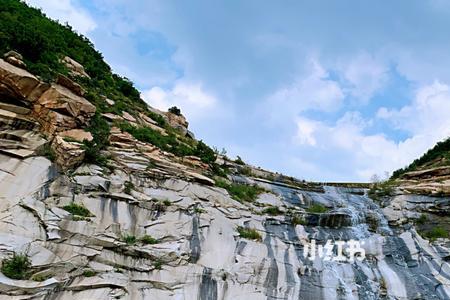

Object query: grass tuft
[237,226,262,241]
[141,235,159,245]
[63,203,92,217]
[306,203,329,214]
[122,234,137,245]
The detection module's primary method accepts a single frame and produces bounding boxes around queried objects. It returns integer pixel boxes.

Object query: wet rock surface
[1,152,450,299]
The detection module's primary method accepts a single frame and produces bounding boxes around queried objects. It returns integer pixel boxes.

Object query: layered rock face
[0,57,450,300]
[0,58,95,168]
[1,152,450,299]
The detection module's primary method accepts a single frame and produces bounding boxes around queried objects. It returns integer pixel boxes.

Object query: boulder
[4,50,26,69]
[56,74,85,96]
[36,84,95,125]
[51,135,85,169]
[0,59,48,101]
[105,98,115,106]
[59,129,93,142]
[33,106,78,135]
[61,56,90,78]
[122,111,137,123]
[166,111,189,135]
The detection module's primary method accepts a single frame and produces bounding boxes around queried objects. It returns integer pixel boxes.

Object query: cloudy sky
[26,0,450,181]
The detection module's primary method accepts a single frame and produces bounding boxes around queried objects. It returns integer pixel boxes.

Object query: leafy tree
[168,106,181,116]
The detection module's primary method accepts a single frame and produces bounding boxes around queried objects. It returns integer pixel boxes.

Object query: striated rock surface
[0,151,450,299]
[0,52,450,300]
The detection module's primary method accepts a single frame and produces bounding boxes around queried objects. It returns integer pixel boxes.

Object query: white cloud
[142,81,218,121]
[291,80,450,181]
[294,118,319,146]
[338,53,388,103]
[25,0,97,35]
[377,81,450,137]
[265,58,344,122]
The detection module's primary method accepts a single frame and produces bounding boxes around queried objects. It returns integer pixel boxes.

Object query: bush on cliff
[1,253,31,280]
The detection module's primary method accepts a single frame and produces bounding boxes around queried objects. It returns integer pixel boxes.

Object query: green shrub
[215,179,265,203]
[118,121,195,158]
[420,226,448,241]
[168,106,181,116]
[82,269,96,277]
[153,260,163,270]
[124,181,134,195]
[31,273,51,282]
[262,206,282,216]
[41,144,56,162]
[415,214,427,225]
[194,207,206,214]
[194,140,216,163]
[306,203,328,214]
[163,199,171,206]
[1,253,31,280]
[63,203,92,217]
[210,163,229,177]
[240,166,252,176]
[237,226,262,241]
[368,180,395,200]
[141,235,159,245]
[291,215,307,226]
[83,113,111,166]
[235,156,245,165]
[122,234,137,245]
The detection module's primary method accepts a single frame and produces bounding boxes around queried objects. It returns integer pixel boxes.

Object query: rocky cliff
[0,1,450,299]
[0,54,449,300]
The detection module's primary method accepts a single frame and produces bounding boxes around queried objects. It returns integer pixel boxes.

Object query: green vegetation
[122,234,137,245]
[210,163,229,177]
[40,144,56,162]
[237,226,262,241]
[153,260,163,270]
[306,203,329,214]
[193,207,206,214]
[82,269,96,277]
[31,273,51,282]
[415,214,427,225]
[0,1,228,171]
[368,180,395,200]
[83,113,111,166]
[141,235,159,245]
[262,206,282,216]
[392,138,450,179]
[168,106,181,116]
[63,203,92,217]
[291,215,307,226]
[215,179,265,202]
[124,181,134,195]
[72,215,90,221]
[1,253,31,280]
[0,0,148,113]
[240,166,252,176]
[163,199,171,206]
[235,156,245,165]
[419,226,448,241]
[118,122,216,163]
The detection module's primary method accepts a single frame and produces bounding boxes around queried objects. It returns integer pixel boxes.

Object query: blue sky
[27,0,450,181]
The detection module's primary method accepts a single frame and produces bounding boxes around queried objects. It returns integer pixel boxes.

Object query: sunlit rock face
[0,152,449,300]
